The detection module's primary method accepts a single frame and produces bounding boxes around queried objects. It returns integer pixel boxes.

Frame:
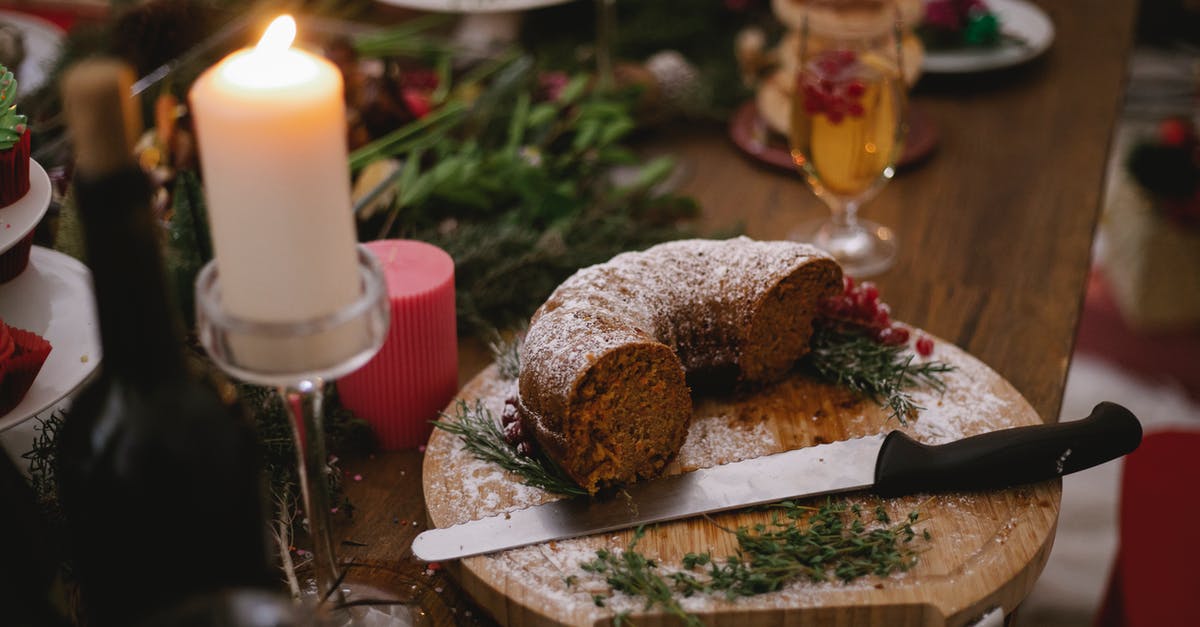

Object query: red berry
[877,326,909,346]
[401,88,432,118]
[843,276,856,292]
[854,288,873,309]
[516,441,535,457]
[846,80,866,98]
[501,403,519,426]
[860,282,879,302]
[916,335,934,356]
[401,70,439,90]
[847,102,865,117]
[1159,118,1192,147]
[873,303,892,327]
[503,420,524,445]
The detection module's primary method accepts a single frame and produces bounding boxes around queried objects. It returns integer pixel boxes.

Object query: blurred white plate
[374,0,569,12]
[921,0,1054,74]
[0,9,65,96]
[0,160,50,255]
[0,247,101,432]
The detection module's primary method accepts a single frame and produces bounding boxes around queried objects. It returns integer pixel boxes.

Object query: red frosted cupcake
[0,318,52,416]
[0,63,30,209]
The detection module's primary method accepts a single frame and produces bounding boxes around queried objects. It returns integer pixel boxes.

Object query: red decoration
[1157,117,1192,147]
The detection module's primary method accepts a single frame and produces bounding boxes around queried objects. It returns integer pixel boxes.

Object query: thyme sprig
[805,326,955,423]
[581,528,703,627]
[581,500,929,623]
[433,400,587,496]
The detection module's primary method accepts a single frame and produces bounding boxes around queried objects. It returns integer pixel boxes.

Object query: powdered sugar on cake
[519,237,833,402]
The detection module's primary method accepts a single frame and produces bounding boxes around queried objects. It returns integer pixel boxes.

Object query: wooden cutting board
[422,339,1060,626]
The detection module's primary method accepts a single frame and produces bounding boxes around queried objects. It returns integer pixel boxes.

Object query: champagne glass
[788,0,906,277]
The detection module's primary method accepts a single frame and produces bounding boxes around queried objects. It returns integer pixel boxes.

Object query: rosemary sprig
[433,400,587,497]
[581,501,929,622]
[804,326,955,423]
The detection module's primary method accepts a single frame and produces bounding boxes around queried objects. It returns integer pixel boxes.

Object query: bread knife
[411,402,1140,562]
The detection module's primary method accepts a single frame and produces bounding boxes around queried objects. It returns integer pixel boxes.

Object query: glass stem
[595,0,617,90]
[832,197,860,231]
[281,378,344,606]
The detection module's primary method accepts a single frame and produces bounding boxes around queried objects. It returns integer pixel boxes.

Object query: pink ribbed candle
[339,240,457,450]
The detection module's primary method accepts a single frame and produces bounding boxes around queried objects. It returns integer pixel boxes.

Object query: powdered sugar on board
[421,337,1054,625]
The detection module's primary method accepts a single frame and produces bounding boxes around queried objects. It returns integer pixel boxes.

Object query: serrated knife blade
[412,402,1142,562]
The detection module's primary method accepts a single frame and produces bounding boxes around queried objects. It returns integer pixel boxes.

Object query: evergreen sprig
[581,500,929,623]
[581,528,702,627]
[488,330,523,381]
[345,51,703,336]
[433,400,587,497]
[804,326,954,423]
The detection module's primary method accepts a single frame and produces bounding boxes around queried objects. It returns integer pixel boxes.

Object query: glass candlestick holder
[195,246,402,622]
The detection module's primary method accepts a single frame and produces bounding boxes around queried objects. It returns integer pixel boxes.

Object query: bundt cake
[517,237,843,493]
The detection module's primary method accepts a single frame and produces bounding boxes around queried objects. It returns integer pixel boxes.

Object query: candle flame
[257,15,297,54]
[219,13,318,89]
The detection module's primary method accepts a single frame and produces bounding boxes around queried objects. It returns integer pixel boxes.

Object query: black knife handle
[873,401,1142,497]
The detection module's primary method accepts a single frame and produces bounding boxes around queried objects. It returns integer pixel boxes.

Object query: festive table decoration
[341,48,701,334]
[1101,117,1200,330]
[338,239,458,450]
[918,0,1002,49]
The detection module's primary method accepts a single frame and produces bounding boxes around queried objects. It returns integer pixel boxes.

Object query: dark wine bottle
[54,60,275,627]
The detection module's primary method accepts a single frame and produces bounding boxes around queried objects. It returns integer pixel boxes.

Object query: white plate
[374,0,569,13]
[0,9,66,96]
[0,159,50,255]
[0,247,101,432]
[920,0,1054,74]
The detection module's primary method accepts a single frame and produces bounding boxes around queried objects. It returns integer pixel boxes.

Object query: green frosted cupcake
[0,64,30,209]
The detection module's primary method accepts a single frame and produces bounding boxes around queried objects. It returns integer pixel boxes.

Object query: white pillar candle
[190,16,362,372]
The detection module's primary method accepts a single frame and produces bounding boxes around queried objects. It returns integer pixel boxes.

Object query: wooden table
[339,1,1137,623]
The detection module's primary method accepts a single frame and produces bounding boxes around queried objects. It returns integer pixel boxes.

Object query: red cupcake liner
[0,230,34,284]
[0,325,53,416]
[0,128,31,209]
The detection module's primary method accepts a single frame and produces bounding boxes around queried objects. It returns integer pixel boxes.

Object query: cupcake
[0,317,52,416]
[0,62,30,209]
